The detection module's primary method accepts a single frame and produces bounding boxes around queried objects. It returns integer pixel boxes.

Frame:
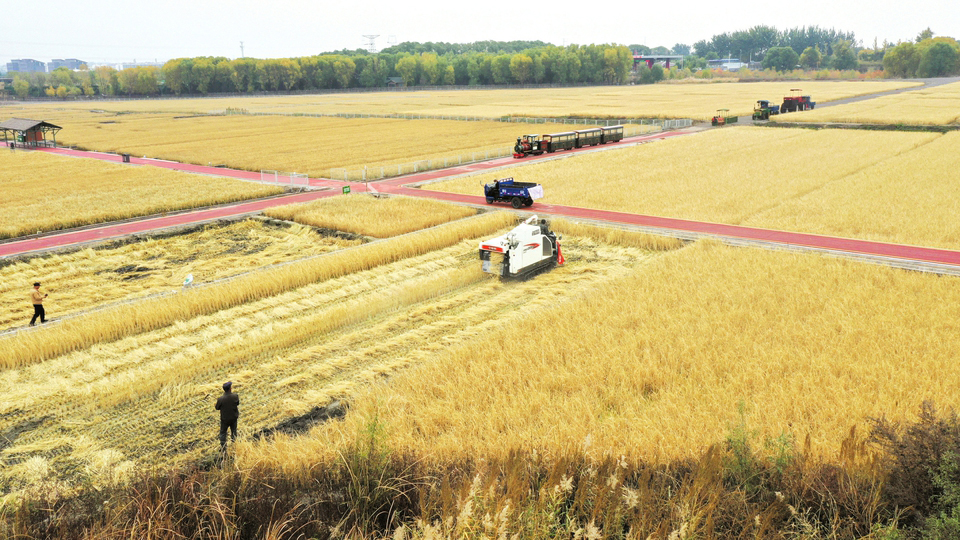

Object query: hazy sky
[2,0,955,66]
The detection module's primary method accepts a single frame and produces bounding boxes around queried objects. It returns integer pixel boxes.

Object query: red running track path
[4,132,960,271]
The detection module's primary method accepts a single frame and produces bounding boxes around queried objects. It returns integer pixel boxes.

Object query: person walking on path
[215,381,240,451]
[30,282,48,326]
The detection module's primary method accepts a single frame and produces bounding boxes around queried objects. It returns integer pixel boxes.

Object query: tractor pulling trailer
[479,215,564,278]
[514,125,624,158]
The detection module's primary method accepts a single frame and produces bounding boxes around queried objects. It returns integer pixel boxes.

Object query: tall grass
[265,194,477,238]
[0,211,514,368]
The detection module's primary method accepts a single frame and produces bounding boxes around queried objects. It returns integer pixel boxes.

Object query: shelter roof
[0,118,62,131]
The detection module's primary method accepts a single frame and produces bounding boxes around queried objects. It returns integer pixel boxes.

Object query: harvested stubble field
[427,126,960,250]
[0,150,281,240]
[242,238,960,471]
[8,80,918,120]
[0,107,565,178]
[0,219,359,332]
[265,194,476,238]
[0,215,672,492]
[776,80,960,125]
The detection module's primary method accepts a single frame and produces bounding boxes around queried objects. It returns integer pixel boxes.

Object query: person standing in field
[30,282,47,326]
[215,381,240,450]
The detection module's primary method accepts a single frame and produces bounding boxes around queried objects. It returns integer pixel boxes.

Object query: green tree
[395,55,418,86]
[492,54,512,84]
[883,42,920,77]
[831,40,859,70]
[917,27,934,43]
[331,57,354,88]
[13,77,30,98]
[442,65,455,85]
[509,54,533,84]
[799,46,822,69]
[419,53,439,85]
[917,42,959,77]
[134,67,160,94]
[762,47,800,71]
[192,58,215,94]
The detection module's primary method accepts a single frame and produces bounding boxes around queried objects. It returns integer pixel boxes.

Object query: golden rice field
[0,107,571,178]
[777,80,960,125]
[0,215,671,493]
[0,219,359,332]
[6,80,918,120]
[426,126,960,250]
[241,238,960,472]
[265,194,476,238]
[0,150,281,239]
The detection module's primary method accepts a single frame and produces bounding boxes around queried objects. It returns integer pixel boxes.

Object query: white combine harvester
[478,215,564,278]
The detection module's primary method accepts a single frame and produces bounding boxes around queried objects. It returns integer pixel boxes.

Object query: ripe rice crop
[0,211,514,368]
[0,150,282,239]
[776,80,960,125]
[0,219,358,332]
[1,108,557,178]
[265,194,476,238]
[426,126,960,249]
[242,239,960,471]
[9,80,918,121]
[0,220,664,490]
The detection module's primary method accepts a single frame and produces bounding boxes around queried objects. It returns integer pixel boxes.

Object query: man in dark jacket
[215,381,239,450]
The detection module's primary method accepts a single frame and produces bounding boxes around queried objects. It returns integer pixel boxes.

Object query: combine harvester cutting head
[478,215,564,278]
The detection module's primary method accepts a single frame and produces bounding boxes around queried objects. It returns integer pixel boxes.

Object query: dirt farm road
[3,121,960,274]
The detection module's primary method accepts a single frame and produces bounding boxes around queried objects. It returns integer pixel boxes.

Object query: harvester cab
[478,215,563,278]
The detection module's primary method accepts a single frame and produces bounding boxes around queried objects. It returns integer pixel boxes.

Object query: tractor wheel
[511,197,523,209]
[523,198,533,207]
[485,197,494,204]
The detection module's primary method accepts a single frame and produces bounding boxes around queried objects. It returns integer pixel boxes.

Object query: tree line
[5,43,633,98]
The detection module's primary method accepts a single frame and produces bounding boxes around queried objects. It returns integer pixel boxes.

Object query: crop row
[241,237,960,478]
[0,230,664,489]
[0,220,358,332]
[13,80,918,120]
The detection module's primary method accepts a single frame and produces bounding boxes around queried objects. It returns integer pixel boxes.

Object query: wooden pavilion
[0,118,62,148]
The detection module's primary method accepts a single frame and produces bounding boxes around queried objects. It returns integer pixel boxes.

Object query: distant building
[708,58,745,71]
[6,59,46,73]
[48,58,87,71]
[386,76,405,88]
[119,61,163,70]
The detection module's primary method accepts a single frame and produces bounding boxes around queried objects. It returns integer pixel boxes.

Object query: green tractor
[752,100,781,121]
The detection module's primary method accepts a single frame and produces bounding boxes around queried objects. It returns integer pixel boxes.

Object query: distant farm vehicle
[781,89,816,113]
[478,215,564,278]
[484,177,544,208]
[711,109,739,126]
[513,125,624,158]
[752,100,781,120]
